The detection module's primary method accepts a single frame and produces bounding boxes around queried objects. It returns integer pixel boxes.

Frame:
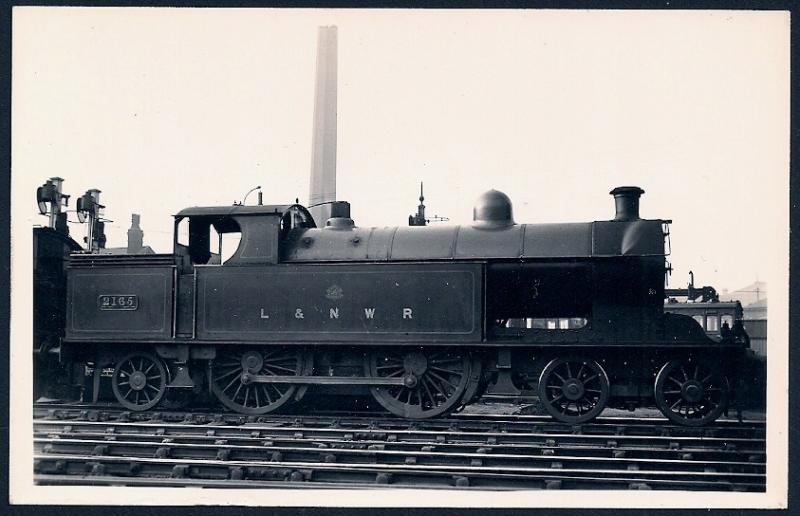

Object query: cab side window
[175,216,241,266]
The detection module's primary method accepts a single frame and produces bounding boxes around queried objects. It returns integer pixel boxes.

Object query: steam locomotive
[33,181,751,426]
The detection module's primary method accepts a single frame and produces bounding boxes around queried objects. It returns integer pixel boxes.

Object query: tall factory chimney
[308,25,338,226]
[127,214,144,254]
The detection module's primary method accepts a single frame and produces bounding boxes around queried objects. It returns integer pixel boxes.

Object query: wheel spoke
[232,383,243,402]
[261,384,272,405]
[427,370,458,390]
[213,368,240,383]
[428,357,463,365]
[425,375,447,398]
[421,378,436,407]
[264,364,300,374]
[222,374,241,393]
[376,364,404,371]
[262,354,294,363]
[430,366,463,375]
[668,376,683,387]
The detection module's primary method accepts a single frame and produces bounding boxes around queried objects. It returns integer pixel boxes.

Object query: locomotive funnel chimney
[324,200,354,230]
[610,186,644,221]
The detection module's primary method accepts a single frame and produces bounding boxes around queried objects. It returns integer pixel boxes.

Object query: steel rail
[32,407,766,441]
[34,427,765,464]
[31,474,490,489]
[32,419,767,450]
[35,437,765,473]
[34,428,765,461]
[33,471,764,491]
[33,402,767,428]
[33,453,766,491]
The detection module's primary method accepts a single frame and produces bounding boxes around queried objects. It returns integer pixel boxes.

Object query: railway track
[32,402,766,490]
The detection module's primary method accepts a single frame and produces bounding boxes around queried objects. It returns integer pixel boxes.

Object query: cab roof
[174,205,291,218]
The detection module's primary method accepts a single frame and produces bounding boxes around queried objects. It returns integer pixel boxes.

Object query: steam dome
[473,190,514,228]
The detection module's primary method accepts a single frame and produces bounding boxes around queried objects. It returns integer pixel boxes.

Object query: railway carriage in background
[35,183,751,426]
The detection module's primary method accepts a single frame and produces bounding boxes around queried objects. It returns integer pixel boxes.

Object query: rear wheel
[537,355,610,423]
[111,352,168,411]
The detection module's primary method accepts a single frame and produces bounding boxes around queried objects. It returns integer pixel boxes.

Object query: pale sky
[12,8,790,292]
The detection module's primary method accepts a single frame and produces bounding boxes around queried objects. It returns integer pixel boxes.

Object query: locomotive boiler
[39,184,751,426]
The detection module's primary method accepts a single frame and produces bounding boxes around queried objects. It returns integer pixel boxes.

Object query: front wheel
[654,358,729,426]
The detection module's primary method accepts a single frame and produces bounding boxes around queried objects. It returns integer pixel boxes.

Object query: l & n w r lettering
[258,307,413,320]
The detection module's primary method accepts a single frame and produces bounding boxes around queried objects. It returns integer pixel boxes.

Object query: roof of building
[719,281,767,306]
[99,246,156,255]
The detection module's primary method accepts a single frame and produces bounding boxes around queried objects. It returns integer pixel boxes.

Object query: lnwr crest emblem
[325,284,344,300]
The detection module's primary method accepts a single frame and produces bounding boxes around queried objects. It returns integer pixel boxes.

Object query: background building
[721,281,767,357]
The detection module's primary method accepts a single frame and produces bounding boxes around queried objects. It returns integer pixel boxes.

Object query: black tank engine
[34,184,750,426]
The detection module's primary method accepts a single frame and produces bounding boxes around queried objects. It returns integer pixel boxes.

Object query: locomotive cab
[172,204,316,269]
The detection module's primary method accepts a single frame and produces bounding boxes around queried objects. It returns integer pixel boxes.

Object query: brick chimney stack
[127,214,144,254]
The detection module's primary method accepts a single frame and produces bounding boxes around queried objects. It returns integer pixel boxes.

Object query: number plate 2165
[98,295,138,311]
